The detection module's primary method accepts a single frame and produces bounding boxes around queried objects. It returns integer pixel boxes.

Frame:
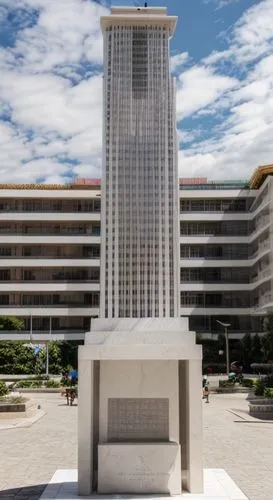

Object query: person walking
[203,378,210,403]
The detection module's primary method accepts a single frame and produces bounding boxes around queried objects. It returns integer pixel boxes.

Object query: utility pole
[45,316,52,378]
[216,320,231,375]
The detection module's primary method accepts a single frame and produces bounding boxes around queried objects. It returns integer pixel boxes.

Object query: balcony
[250,218,270,243]
[180,198,249,214]
[0,258,100,268]
[0,330,87,341]
[0,200,101,213]
[0,269,100,282]
[252,268,272,283]
[180,292,250,309]
[180,221,249,237]
[181,269,249,284]
[0,212,101,222]
[0,306,100,316]
[0,283,100,292]
[0,292,100,308]
[0,228,100,236]
[250,241,270,259]
[0,235,101,245]
[255,294,273,311]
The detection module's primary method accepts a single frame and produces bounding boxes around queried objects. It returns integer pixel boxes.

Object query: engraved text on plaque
[108,398,169,442]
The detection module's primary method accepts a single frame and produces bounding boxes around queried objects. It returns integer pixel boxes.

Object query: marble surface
[81,318,202,360]
[40,468,249,499]
[98,443,181,494]
[99,360,180,444]
[88,317,190,333]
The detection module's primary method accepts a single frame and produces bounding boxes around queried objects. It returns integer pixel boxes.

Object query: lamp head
[216,320,231,328]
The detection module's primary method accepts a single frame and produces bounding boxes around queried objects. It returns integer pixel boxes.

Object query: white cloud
[2,0,108,73]
[217,0,242,7]
[232,0,273,62]
[0,0,106,183]
[0,0,273,183]
[204,0,243,8]
[177,0,273,180]
[170,52,189,72]
[203,0,273,66]
[176,65,237,119]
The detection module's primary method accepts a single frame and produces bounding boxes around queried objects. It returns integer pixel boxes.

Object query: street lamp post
[45,317,52,378]
[216,320,231,375]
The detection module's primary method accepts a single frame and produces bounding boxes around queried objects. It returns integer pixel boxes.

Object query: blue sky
[0,0,272,183]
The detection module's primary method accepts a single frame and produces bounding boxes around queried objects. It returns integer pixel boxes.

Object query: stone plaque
[108,398,169,441]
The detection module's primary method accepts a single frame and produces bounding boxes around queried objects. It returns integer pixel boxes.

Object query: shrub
[7,395,25,404]
[263,388,273,399]
[35,375,47,381]
[254,378,266,396]
[250,363,273,374]
[15,379,42,388]
[241,378,254,388]
[263,375,273,388]
[203,363,226,374]
[219,380,235,387]
[0,381,8,397]
[45,379,60,388]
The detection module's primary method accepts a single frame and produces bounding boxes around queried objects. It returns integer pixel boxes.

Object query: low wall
[215,387,249,394]
[249,400,273,420]
[17,388,61,393]
[0,403,26,412]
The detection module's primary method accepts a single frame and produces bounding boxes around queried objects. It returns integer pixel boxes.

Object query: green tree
[37,343,62,375]
[0,342,36,374]
[241,333,253,371]
[0,316,24,331]
[196,337,219,363]
[58,340,83,371]
[261,315,273,361]
[0,317,35,374]
[217,334,225,352]
[251,334,263,363]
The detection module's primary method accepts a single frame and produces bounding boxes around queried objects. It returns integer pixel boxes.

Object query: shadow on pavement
[0,483,47,499]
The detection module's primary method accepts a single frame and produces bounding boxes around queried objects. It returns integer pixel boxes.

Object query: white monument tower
[78,5,203,496]
[100,6,179,319]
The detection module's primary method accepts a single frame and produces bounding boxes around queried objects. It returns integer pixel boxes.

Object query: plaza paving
[0,392,272,500]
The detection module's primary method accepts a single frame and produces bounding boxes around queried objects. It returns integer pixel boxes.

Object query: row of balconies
[0,222,270,242]
[0,199,101,213]
[180,198,249,213]
[0,197,253,214]
[181,242,270,261]
[180,215,270,237]
[1,313,259,330]
[0,268,100,282]
[0,244,100,259]
[0,223,100,235]
[181,268,250,284]
[0,292,99,307]
[0,291,268,309]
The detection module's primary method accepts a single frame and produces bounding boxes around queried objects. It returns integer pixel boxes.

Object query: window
[0,248,11,256]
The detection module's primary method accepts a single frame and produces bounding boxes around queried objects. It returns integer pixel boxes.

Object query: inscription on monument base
[108,397,169,441]
[97,443,181,494]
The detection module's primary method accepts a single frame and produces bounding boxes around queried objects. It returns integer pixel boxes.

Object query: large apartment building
[0,164,272,341]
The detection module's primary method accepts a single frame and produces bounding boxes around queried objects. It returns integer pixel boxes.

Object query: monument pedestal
[40,469,249,500]
[78,318,203,496]
[98,442,181,494]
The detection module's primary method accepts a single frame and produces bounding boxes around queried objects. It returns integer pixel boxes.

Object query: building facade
[100,7,179,319]
[0,165,272,341]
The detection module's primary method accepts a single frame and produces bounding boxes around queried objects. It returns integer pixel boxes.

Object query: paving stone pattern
[0,393,272,499]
